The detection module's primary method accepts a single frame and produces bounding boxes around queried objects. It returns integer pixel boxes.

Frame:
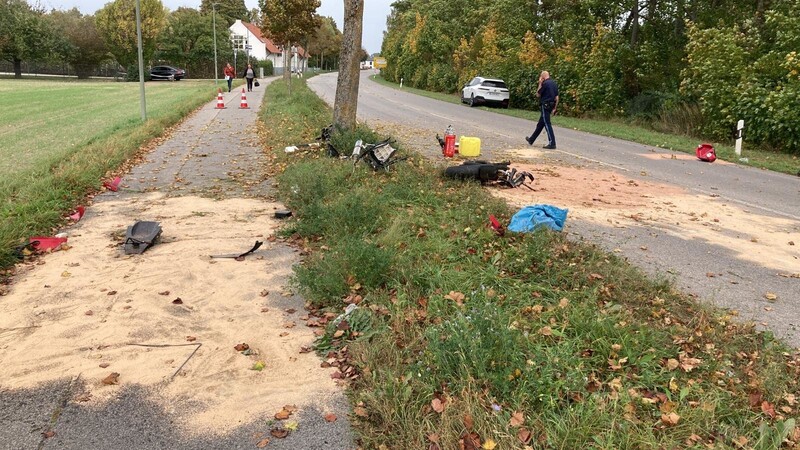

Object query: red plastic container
[696,143,716,162]
[444,134,456,158]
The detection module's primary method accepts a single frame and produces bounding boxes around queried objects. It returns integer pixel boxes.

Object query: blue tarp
[508,205,569,232]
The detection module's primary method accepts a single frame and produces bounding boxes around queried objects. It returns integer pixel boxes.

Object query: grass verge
[369,74,800,176]
[0,79,222,268]
[263,77,800,449]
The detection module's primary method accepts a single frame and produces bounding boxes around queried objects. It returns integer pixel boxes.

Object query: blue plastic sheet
[508,205,569,232]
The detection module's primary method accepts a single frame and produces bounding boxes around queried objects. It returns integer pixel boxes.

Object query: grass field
[261,78,800,449]
[0,78,222,268]
[370,75,800,176]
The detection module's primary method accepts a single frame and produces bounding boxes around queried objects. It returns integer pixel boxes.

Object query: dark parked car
[149,66,185,81]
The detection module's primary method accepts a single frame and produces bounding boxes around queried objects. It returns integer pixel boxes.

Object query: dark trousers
[226,78,232,92]
[529,105,556,146]
[246,77,254,91]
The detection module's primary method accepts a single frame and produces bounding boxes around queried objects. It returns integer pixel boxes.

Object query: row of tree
[381,0,800,153]
[0,0,344,81]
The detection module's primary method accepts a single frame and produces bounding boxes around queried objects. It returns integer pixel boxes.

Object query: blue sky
[39,0,393,54]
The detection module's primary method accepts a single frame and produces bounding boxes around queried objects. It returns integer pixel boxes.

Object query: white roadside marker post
[735,119,746,162]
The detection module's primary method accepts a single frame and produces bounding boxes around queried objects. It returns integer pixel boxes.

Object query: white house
[229,20,309,74]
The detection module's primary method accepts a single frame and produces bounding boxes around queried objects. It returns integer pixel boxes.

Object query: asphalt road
[309,72,800,347]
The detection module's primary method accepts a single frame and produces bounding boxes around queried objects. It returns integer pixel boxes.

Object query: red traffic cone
[239,88,249,109]
[215,88,226,109]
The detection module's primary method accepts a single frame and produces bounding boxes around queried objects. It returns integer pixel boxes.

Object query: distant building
[229,20,309,74]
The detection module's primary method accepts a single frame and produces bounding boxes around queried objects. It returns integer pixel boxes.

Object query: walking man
[526,71,558,149]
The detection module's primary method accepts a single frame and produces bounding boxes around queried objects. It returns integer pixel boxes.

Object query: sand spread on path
[0,193,340,434]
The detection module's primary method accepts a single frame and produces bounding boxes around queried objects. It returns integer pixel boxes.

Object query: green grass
[262,77,800,449]
[370,75,800,176]
[0,78,223,268]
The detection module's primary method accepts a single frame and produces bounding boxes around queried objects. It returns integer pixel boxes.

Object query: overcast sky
[39,0,393,54]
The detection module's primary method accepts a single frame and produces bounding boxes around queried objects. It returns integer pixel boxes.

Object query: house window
[277,53,282,57]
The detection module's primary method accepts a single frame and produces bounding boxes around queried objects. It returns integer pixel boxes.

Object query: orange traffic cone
[215,88,225,109]
[239,88,249,109]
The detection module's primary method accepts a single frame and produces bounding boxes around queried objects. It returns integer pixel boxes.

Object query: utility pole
[212,3,218,85]
[135,0,146,121]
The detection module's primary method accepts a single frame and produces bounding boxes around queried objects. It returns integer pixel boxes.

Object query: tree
[0,0,54,78]
[307,16,341,70]
[199,0,247,27]
[259,0,321,84]
[96,0,166,69]
[46,9,109,78]
[155,7,233,78]
[332,0,363,130]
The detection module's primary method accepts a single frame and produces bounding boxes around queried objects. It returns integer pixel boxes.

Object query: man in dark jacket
[526,71,558,149]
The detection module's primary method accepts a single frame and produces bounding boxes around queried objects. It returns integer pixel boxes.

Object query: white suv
[461,77,510,108]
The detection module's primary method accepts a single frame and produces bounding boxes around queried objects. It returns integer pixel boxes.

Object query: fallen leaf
[324,413,337,422]
[539,326,553,336]
[186,336,196,342]
[517,428,532,444]
[42,431,55,438]
[333,330,345,338]
[765,292,778,302]
[464,414,474,431]
[431,397,444,413]
[761,401,776,419]
[84,310,94,316]
[101,372,120,385]
[61,271,71,278]
[354,406,368,417]
[172,298,183,305]
[510,411,524,427]
[679,354,702,372]
[285,308,296,314]
[252,361,265,371]
[299,346,313,354]
[444,291,465,306]
[99,363,110,368]
[283,322,296,329]
[275,409,291,420]
[661,412,680,426]
[733,436,748,448]
[482,439,497,450]
[588,273,604,281]
[256,438,270,448]
[158,291,170,296]
[260,290,269,297]
[107,290,117,296]
[74,392,92,402]
[234,343,250,352]
[270,427,289,439]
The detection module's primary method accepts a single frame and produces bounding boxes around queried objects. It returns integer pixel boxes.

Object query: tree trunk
[283,41,291,82]
[630,0,640,48]
[13,58,22,79]
[333,0,364,131]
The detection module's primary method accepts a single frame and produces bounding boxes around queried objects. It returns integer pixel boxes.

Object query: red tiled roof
[241,21,281,54]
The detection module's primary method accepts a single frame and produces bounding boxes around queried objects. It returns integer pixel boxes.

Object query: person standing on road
[242,63,255,92]
[526,71,558,149]
[223,63,235,92]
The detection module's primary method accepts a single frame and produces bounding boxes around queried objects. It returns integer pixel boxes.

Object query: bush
[124,64,151,82]
[255,58,274,76]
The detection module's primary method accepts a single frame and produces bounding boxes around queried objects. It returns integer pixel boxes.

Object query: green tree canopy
[96,0,167,69]
[258,0,321,81]
[46,9,109,78]
[199,0,247,27]
[0,0,56,78]
[307,15,341,70]
[154,7,233,78]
